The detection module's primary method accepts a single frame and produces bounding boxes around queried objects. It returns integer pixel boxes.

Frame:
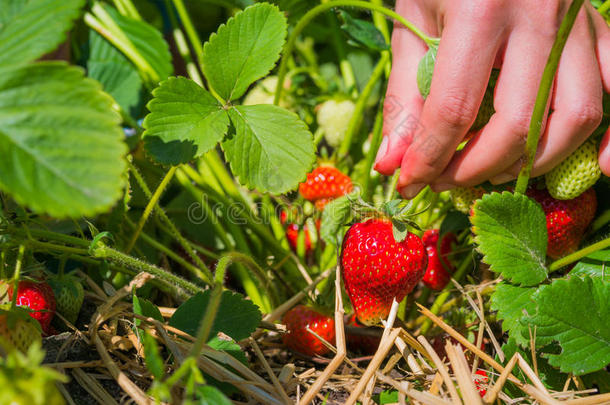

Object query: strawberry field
[1,0,610,404]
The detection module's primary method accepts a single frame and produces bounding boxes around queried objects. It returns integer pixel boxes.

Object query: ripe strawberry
[474,369,489,397]
[341,218,427,326]
[282,305,335,356]
[48,274,84,325]
[527,187,597,259]
[450,186,486,215]
[316,99,356,147]
[0,306,42,354]
[8,280,56,335]
[299,166,353,205]
[422,230,457,290]
[545,139,601,200]
[346,314,380,355]
[280,210,313,255]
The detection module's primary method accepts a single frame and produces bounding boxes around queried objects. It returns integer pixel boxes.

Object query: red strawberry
[422,230,457,290]
[8,280,56,335]
[527,187,597,260]
[341,218,427,326]
[474,369,489,397]
[280,210,313,254]
[282,305,335,356]
[299,166,353,204]
[346,314,380,355]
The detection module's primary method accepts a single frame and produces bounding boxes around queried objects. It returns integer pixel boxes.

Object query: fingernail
[374,137,389,165]
[490,173,514,185]
[399,183,425,199]
[431,183,455,192]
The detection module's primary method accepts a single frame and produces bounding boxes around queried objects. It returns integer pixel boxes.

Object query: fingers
[590,5,610,174]
[397,2,507,197]
[489,10,603,183]
[430,16,555,189]
[375,0,435,176]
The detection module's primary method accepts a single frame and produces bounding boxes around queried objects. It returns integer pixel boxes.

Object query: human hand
[374,0,610,198]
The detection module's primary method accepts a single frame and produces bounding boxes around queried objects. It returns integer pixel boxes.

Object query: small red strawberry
[346,314,380,355]
[474,369,489,397]
[280,210,313,255]
[422,230,457,291]
[282,305,335,356]
[527,187,597,260]
[299,166,353,206]
[341,218,427,326]
[8,280,56,335]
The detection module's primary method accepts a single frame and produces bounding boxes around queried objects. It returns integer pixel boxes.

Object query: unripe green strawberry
[545,139,601,200]
[243,76,291,108]
[449,186,486,215]
[317,99,356,147]
[48,274,84,325]
[0,306,42,354]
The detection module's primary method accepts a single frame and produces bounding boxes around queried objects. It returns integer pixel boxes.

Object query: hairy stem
[514,0,585,193]
[126,166,177,254]
[549,236,610,272]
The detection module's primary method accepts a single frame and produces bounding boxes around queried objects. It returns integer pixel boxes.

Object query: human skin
[374,0,610,198]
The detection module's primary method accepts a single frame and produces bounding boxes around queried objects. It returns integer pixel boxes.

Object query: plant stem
[165,0,204,86]
[385,171,400,202]
[591,209,610,232]
[325,8,357,95]
[514,0,584,194]
[11,245,25,309]
[126,166,177,254]
[337,51,390,158]
[189,283,222,356]
[171,0,205,72]
[549,236,610,272]
[274,0,438,105]
[86,3,158,84]
[370,0,391,77]
[420,254,474,335]
[128,161,213,280]
[124,217,211,283]
[598,0,610,15]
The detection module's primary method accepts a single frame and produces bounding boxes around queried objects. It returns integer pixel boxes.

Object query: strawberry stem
[549,236,610,272]
[514,0,585,194]
[11,244,25,310]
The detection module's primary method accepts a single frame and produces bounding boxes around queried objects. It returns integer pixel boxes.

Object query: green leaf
[417,46,437,99]
[490,283,537,347]
[196,386,233,405]
[339,10,389,51]
[143,77,230,165]
[0,0,84,67]
[208,336,248,365]
[439,210,470,239]
[133,295,164,328]
[391,219,408,243]
[87,30,143,118]
[0,62,127,218]
[169,290,261,342]
[471,192,548,286]
[571,249,610,280]
[223,104,315,193]
[202,3,287,101]
[142,331,165,380]
[320,195,352,245]
[103,5,173,83]
[372,389,399,405]
[525,276,610,375]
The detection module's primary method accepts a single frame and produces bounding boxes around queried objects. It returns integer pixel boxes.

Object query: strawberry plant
[0,0,609,403]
